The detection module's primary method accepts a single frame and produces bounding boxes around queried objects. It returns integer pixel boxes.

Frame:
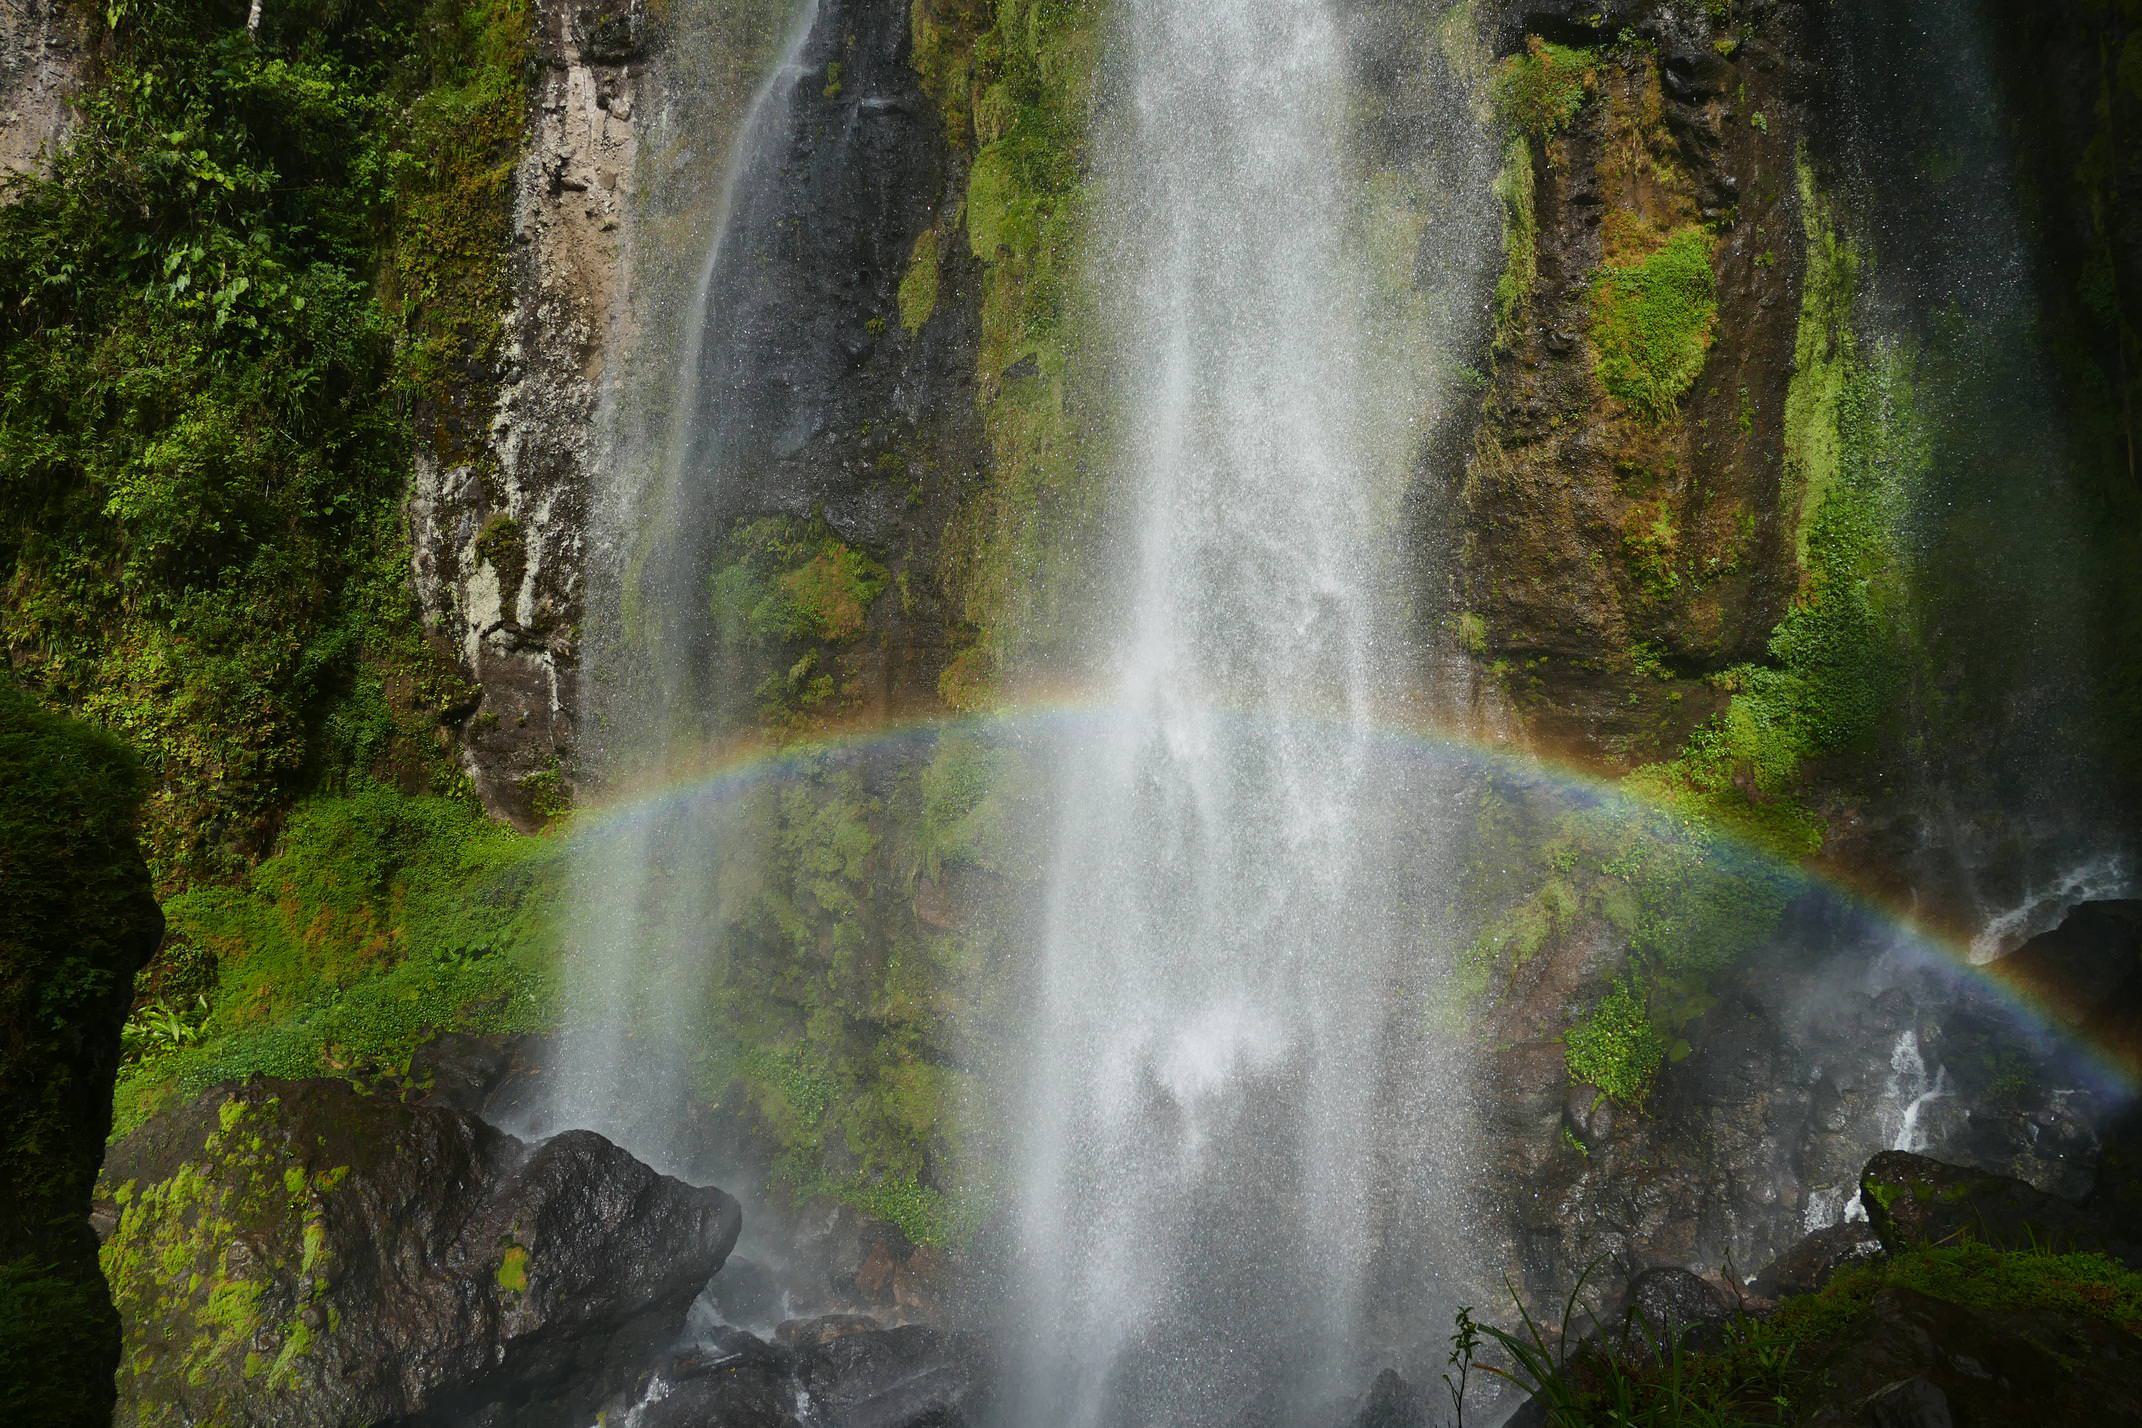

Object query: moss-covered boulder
[1861,1150,2142,1269]
[98,1078,742,1427]
[0,680,163,1425]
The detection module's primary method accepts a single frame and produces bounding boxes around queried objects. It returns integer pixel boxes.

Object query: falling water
[1002,2,1476,1423]
[533,0,825,1174]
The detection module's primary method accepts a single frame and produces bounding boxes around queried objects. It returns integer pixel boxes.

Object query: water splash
[999,3,1480,1422]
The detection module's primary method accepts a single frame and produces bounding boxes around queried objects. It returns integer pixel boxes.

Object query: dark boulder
[1752,1221,1885,1300]
[1614,1267,1734,1354]
[1860,1150,2142,1268]
[0,683,163,1426]
[97,1077,740,1427]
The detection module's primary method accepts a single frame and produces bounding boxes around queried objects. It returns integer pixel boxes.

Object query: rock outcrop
[97,1078,741,1427]
[0,0,85,179]
[0,683,163,1426]
[410,0,650,826]
[1861,1150,2142,1269]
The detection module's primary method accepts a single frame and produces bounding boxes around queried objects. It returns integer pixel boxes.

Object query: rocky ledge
[95,1078,740,1428]
[1489,1149,2142,1427]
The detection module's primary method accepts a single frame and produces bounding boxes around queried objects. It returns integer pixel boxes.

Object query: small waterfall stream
[535,0,825,1174]
[1000,2,1476,1423]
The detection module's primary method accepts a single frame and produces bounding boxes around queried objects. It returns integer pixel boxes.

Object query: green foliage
[709,517,889,718]
[1564,977,1668,1106]
[1493,137,1539,342]
[1590,226,1718,420]
[0,0,527,883]
[1494,37,1598,138]
[110,781,562,1138]
[934,0,1103,706]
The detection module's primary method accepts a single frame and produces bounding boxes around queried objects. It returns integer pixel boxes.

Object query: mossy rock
[99,1078,741,1427]
[1860,1150,2142,1268]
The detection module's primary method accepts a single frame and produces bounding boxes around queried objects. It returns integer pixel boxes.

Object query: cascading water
[1000,3,1478,1423]
[535,0,825,1175]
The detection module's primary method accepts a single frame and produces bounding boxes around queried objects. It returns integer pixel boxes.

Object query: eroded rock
[98,1078,740,1427]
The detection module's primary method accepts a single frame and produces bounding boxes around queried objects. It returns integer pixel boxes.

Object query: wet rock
[1751,1222,1885,1300]
[1805,1286,2142,1427]
[1341,1368,1434,1428]
[1614,1267,1733,1354]
[776,1311,883,1349]
[98,1078,740,1427]
[1860,1151,2142,1268]
[635,1323,986,1428]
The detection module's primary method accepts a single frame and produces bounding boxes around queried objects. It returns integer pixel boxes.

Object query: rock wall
[411,0,648,827]
[0,0,85,179]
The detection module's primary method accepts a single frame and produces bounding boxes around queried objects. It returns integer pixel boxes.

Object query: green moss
[494,1245,528,1293]
[1590,225,1718,420]
[899,226,943,333]
[1564,976,1668,1106]
[1782,160,1859,566]
[935,0,1104,706]
[1494,37,1598,137]
[1493,136,1539,342]
[709,517,889,720]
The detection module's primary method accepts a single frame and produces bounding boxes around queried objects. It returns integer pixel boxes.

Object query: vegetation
[110,782,561,1139]
[922,0,1104,706]
[1452,1244,2142,1426]
[709,516,890,720]
[1563,977,1669,1107]
[1494,38,1598,138]
[1590,226,1719,420]
[0,0,526,885]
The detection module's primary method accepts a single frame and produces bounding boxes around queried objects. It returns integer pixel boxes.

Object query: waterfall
[531,0,825,1175]
[1000,3,1476,1423]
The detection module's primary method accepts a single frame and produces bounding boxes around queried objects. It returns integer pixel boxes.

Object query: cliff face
[409,0,645,827]
[1460,0,1809,766]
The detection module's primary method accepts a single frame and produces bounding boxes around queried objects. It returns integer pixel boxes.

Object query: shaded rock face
[97,1078,740,1428]
[1460,0,1810,764]
[1801,1285,2142,1428]
[0,685,163,1425]
[1477,907,2117,1318]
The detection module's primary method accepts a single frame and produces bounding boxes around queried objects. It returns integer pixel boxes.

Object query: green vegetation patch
[1461,1244,2142,1428]
[1494,37,1598,138]
[111,782,563,1138]
[708,516,889,719]
[1564,977,1668,1105]
[1590,225,1719,420]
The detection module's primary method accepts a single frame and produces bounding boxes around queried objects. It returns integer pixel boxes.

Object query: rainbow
[549,689,2141,1095]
